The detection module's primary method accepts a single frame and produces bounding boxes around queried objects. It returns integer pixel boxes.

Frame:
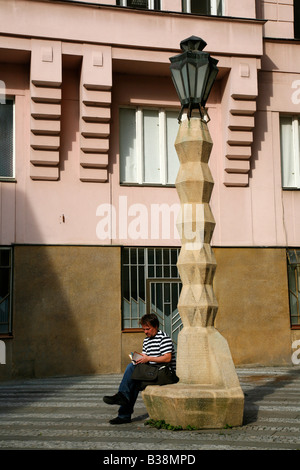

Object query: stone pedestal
[142,118,244,429]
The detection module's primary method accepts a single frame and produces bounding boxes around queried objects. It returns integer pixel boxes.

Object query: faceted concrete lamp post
[142,37,244,429]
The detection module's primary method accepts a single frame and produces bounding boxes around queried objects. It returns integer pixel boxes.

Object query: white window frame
[280,115,300,189]
[0,98,15,181]
[119,107,179,186]
[118,0,159,9]
[183,0,224,15]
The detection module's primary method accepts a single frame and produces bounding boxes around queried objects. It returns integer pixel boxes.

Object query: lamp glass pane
[181,64,190,99]
[196,63,209,102]
[171,68,187,102]
[187,63,197,98]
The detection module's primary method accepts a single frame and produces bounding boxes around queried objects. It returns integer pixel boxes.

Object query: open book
[129,351,143,364]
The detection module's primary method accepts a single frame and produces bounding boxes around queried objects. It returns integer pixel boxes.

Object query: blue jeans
[118,363,140,420]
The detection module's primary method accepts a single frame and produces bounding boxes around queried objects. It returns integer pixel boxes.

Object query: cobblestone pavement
[0,366,299,452]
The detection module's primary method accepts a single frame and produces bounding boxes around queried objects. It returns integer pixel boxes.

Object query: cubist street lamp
[142,37,244,429]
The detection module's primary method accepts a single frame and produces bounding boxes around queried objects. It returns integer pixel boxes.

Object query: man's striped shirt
[142,330,176,370]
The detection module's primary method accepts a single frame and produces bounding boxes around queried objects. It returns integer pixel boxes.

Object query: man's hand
[136,352,172,364]
[136,354,149,364]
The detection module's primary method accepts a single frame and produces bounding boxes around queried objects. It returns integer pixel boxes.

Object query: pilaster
[30,40,62,181]
[79,45,112,182]
[223,58,259,187]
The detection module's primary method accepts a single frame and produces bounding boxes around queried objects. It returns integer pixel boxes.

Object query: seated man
[103,313,177,425]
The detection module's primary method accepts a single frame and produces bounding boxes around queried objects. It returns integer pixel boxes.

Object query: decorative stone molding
[223,58,259,187]
[30,40,62,181]
[79,45,112,182]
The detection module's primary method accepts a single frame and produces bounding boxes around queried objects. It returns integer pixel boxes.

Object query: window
[280,116,300,189]
[116,0,161,9]
[182,0,223,15]
[0,248,13,335]
[294,0,300,39]
[0,99,14,180]
[122,247,180,325]
[287,249,300,327]
[119,107,179,185]
[122,247,182,347]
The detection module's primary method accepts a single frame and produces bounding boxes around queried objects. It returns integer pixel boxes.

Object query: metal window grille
[287,249,300,327]
[122,247,181,329]
[147,279,182,350]
[0,247,13,335]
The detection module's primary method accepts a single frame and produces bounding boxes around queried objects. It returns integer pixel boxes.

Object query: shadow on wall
[0,229,121,382]
[0,65,121,381]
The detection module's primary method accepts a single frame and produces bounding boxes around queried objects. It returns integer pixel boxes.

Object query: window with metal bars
[0,247,13,336]
[122,247,181,329]
[0,99,14,180]
[287,249,300,328]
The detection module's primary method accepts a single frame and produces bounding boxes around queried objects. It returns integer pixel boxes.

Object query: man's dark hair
[140,313,159,329]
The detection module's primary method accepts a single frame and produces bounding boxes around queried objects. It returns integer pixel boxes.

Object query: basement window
[287,249,300,328]
[0,247,13,336]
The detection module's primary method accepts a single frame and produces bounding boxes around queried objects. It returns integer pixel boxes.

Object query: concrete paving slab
[0,366,299,455]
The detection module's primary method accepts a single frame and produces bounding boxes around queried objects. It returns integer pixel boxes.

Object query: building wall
[261,0,294,38]
[214,247,292,366]
[0,245,122,381]
[1,244,292,382]
[0,0,299,380]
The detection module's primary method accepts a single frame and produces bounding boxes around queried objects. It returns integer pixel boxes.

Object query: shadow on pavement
[241,367,300,425]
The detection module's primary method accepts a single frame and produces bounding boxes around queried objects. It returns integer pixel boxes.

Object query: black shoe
[103,392,129,406]
[109,416,131,425]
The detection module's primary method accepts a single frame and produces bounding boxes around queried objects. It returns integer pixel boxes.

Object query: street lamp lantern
[169,36,219,122]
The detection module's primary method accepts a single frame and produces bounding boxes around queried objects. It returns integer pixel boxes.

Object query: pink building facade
[0,0,300,379]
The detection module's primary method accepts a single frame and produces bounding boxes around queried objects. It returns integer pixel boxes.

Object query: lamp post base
[142,327,244,429]
[142,382,244,430]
